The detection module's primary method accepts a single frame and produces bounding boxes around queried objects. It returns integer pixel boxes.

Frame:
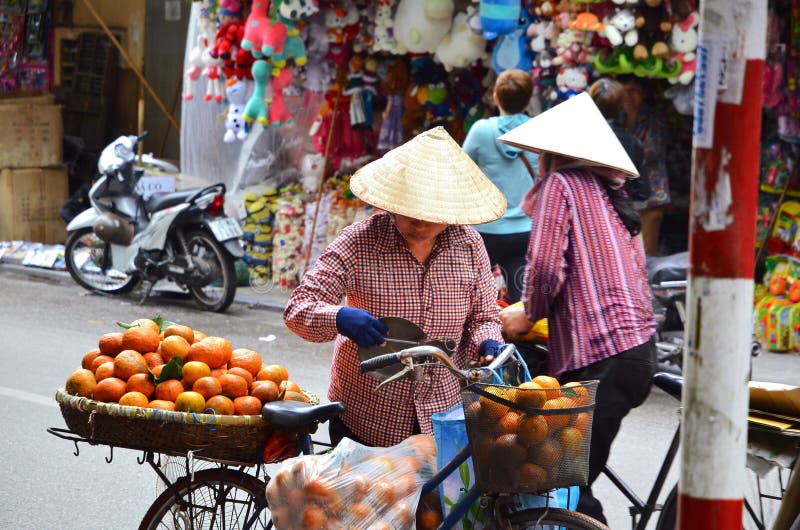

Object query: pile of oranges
[466,375,592,493]
[266,435,440,530]
[64,317,306,416]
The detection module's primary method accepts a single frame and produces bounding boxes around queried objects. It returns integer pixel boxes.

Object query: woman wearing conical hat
[284,127,506,447]
[499,93,657,524]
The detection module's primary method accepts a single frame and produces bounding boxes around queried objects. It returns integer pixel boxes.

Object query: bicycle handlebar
[359,352,403,373]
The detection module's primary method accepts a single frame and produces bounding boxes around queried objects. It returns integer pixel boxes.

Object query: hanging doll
[343,54,369,128]
[209,0,244,79]
[378,58,410,153]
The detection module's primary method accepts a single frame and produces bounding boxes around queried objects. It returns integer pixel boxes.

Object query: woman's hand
[499,305,535,338]
[335,307,388,347]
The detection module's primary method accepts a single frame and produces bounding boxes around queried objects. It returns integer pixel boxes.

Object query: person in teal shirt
[463,68,538,302]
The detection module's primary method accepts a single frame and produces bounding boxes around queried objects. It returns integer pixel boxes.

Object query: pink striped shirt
[284,212,501,446]
[521,169,656,375]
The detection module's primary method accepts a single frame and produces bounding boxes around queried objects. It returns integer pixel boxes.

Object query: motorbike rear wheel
[65,227,139,294]
[183,229,237,313]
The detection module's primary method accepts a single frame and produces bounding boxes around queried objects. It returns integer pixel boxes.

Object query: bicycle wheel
[139,468,271,530]
[505,507,610,529]
[655,484,677,530]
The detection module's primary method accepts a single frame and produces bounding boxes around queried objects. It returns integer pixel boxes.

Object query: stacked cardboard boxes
[0,93,67,244]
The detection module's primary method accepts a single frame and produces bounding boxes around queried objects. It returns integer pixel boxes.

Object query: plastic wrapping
[266,435,437,530]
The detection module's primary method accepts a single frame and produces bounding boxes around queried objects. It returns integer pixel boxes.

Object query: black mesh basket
[461,380,598,494]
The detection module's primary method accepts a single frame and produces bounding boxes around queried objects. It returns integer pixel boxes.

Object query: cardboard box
[748,381,800,436]
[0,167,68,244]
[0,101,63,168]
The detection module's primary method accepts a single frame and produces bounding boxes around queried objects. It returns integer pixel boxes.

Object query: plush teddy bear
[602,8,642,48]
[393,0,454,54]
[553,65,588,100]
[668,11,699,85]
[435,10,487,71]
[224,78,250,142]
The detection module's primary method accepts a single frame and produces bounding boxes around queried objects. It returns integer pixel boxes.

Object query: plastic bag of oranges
[266,435,437,530]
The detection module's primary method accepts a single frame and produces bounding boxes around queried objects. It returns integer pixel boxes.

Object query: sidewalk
[0,261,293,312]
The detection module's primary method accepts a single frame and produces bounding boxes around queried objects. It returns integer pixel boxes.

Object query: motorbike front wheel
[64,228,140,294]
[183,230,237,313]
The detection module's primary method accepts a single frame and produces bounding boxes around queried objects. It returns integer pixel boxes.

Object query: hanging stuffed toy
[492,10,535,73]
[183,2,215,100]
[244,59,271,125]
[224,78,251,142]
[393,0,455,54]
[372,0,401,53]
[202,45,225,102]
[209,0,245,79]
[479,0,521,40]
[553,65,588,100]
[667,11,698,85]
[435,10,488,72]
[378,58,409,153]
[268,67,295,126]
[241,1,288,59]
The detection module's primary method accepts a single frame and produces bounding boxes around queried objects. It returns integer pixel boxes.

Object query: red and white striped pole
[678,0,767,528]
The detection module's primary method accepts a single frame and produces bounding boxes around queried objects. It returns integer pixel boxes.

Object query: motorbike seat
[647,252,688,285]
[145,189,200,213]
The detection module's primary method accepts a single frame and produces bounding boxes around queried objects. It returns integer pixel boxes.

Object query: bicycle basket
[460,380,598,494]
[55,388,319,464]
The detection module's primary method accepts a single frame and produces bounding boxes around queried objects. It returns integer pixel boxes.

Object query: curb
[0,263,287,313]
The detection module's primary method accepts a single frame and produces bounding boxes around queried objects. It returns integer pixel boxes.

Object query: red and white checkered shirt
[522,169,656,376]
[284,212,502,446]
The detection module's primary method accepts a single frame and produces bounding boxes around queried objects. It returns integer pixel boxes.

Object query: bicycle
[601,372,799,530]
[51,344,609,530]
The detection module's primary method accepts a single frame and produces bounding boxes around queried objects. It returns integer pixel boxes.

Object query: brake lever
[375,365,414,391]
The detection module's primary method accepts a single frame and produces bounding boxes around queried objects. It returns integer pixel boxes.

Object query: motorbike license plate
[208,217,244,241]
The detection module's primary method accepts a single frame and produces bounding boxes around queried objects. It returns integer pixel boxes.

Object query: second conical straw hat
[498,92,639,178]
[350,126,507,224]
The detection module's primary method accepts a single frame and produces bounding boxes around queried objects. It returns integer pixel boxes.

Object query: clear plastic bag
[266,435,438,529]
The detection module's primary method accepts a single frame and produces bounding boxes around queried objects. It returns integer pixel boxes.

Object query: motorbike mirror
[137,131,150,142]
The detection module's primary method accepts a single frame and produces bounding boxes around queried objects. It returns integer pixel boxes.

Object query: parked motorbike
[64,132,244,312]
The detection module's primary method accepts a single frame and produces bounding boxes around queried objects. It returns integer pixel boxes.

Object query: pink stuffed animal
[268,68,294,126]
[668,11,698,85]
[241,0,288,58]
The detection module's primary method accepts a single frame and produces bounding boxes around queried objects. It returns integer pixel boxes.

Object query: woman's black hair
[604,183,642,236]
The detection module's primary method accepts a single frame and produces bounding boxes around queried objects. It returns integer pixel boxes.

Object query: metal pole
[678,1,767,528]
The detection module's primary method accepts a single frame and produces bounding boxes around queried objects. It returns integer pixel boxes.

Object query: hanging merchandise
[393,0,454,54]
[271,185,307,289]
[0,3,25,93]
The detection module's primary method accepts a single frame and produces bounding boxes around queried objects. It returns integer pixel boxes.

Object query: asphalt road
[0,268,796,529]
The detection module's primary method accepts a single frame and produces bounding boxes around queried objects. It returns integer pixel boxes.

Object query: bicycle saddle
[261,400,345,428]
[653,371,683,401]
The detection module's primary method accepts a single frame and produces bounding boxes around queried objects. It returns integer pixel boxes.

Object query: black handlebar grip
[359,352,403,374]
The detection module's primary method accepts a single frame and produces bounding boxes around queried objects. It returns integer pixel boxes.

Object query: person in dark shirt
[588,78,650,203]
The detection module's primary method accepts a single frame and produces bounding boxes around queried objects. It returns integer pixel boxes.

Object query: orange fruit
[417,508,442,530]
[227,366,254,386]
[122,325,161,354]
[373,480,396,506]
[182,361,211,386]
[518,463,548,491]
[280,380,301,393]
[193,330,208,343]
[95,361,115,381]
[98,332,124,356]
[187,336,232,369]
[147,399,176,411]
[257,364,289,386]
[154,379,184,402]
[219,373,248,398]
[159,335,190,363]
[126,372,156,398]
[533,438,563,470]
[542,397,573,429]
[81,348,102,370]
[90,354,115,372]
[532,375,562,400]
[250,380,280,403]
[270,507,289,530]
[572,412,591,435]
[499,410,523,434]
[283,390,309,402]
[210,367,228,378]
[193,376,222,400]
[517,380,548,408]
[233,395,262,415]
[390,501,415,528]
[65,368,96,397]
[175,391,206,413]
[517,413,549,446]
[163,324,195,343]
[350,502,376,520]
[563,381,589,405]
[114,350,149,380]
[493,433,526,463]
[151,364,165,378]
[229,348,263,376]
[93,377,127,403]
[305,478,336,503]
[301,504,327,529]
[205,395,235,415]
[130,318,160,335]
[393,474,417,499]
[119,391,149,407]
[558,426,585,457]
[143,352,165,368]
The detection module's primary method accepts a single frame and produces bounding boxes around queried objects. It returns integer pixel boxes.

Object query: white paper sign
[693,34,726,149]
[135,176,176,199]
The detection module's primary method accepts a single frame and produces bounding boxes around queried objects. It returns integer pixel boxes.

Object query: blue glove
[478,339,503,359]
[335,307,388,348]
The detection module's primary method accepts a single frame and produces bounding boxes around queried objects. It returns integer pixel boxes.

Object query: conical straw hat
[350,126,507,224]
[498,92,639,178]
